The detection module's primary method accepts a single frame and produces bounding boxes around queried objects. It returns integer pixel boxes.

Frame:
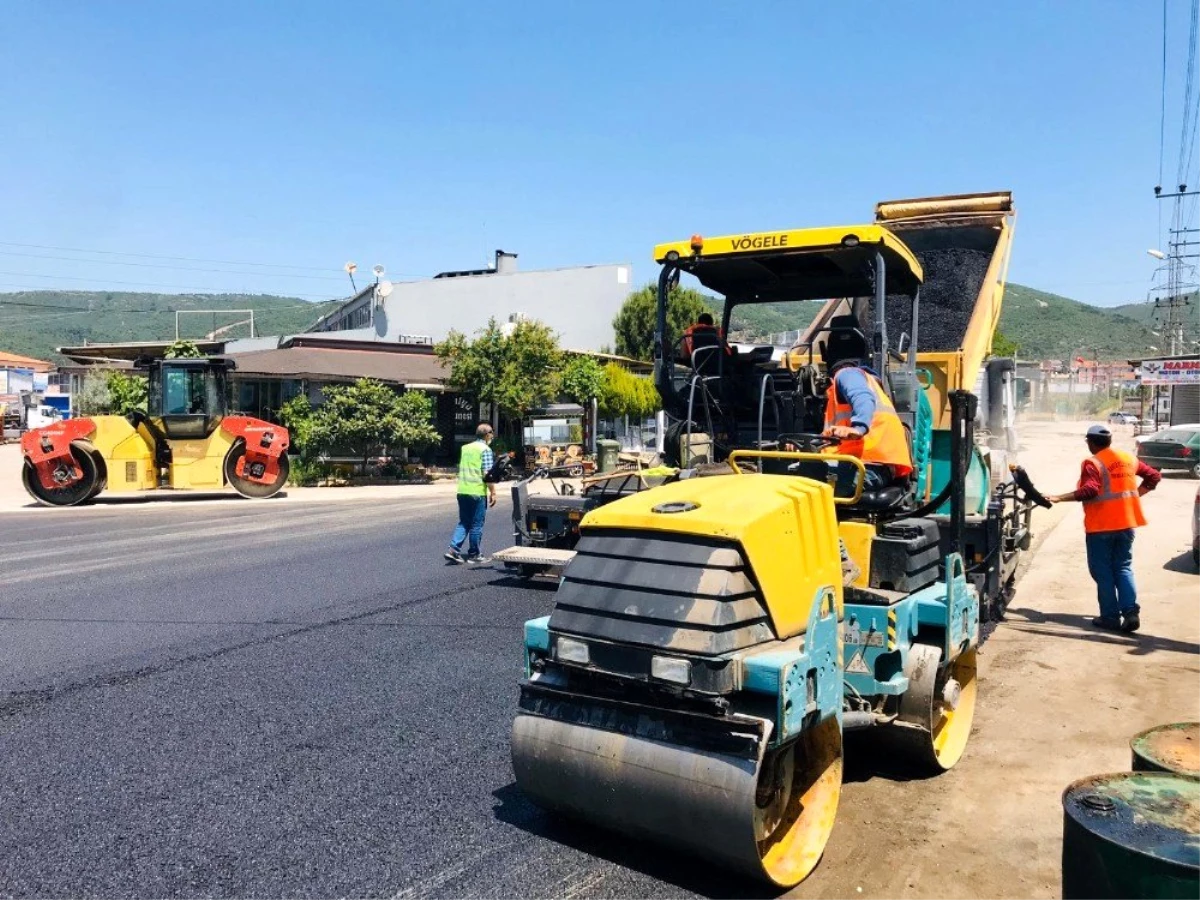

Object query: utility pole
[1153,186,1199,357]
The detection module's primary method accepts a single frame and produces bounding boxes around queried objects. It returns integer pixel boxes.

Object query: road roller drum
[512,465,983,887]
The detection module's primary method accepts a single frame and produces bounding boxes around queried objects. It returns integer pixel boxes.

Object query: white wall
[318,263,632,350]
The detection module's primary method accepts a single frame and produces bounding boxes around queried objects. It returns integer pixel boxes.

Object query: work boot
[1121,612,1141,633]
[1091,616,1122,632]
[444,549,464,564]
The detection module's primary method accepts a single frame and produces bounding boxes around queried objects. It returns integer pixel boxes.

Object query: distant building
[1130,354,1200,426]
[306,250,632,351]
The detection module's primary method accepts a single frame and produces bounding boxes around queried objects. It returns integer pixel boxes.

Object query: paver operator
[1048,424,1161,633]
[821,356,914,492]
[444,423,497,565]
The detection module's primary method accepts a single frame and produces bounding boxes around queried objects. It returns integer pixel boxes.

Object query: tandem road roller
[21,356,289,506]
[511,195,1051,887]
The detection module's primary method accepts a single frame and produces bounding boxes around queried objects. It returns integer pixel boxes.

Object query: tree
[77,377,112,416]
[612,283,712,361]
[436,318,563,420]
[279,393,317,459]
[77,371,147,415]
[991,330,1020,358]
[164,340,204,359]
[106,371,148,415]
[307,379,440,469]
[558,355,605,405]
[598,363,660,421]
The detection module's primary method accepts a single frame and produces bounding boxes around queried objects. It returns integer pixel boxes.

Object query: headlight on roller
[651,655,692,686]
[556,637,590,665]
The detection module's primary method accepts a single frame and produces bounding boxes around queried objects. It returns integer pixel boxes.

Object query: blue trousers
[449,494,487,558]
[1085,529,1139,619]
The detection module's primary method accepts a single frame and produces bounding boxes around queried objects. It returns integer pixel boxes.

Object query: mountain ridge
[0,284,1180,364]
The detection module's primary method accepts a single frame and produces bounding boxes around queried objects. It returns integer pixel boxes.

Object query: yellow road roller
[20,356,289,506]
[511,207,1051,886]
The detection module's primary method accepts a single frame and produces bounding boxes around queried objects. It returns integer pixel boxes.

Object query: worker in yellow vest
[1049,424,1161,633]
[821,357,913,492]
[445,423,498,565]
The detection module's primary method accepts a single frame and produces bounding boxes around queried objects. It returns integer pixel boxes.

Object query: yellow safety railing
[726,449,867,505]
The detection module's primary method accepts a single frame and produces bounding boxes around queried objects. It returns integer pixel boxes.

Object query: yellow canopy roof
[653,224,923,302]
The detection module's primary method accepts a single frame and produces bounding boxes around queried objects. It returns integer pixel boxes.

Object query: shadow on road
[1164,549,1198,574]
[1005,606,1200,657]
[491,783,782,899]
[486,572,559,591]
[842,732,943,785]
[90,491,267,505]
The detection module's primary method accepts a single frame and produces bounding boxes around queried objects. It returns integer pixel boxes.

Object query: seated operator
[681,313,730,365]
[822,352,913,494]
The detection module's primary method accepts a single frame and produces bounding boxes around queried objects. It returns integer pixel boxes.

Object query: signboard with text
[1136,358,1200,385]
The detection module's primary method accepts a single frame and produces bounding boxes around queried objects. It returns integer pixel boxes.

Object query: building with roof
[1129,353,1200,426]
[304,250,632,351]
[1,349,54,401]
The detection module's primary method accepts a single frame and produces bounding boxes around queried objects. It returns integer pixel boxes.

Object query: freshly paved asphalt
[0,494,756,899]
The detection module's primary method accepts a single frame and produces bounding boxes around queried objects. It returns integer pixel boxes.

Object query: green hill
[699,284,1164,361]
[997,285,1160,360]
[1109,293,1198,342]
[0,291,340,363]
[0,283,1176,365]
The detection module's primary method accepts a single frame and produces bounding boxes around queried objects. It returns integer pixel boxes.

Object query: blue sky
[1,0,1195,309]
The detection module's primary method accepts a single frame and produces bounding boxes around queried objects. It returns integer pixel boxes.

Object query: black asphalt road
[0,494,759,899]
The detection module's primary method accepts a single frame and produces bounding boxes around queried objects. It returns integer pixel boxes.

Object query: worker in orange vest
[681,313,729,363]
[1049,424,1161,633]
[821,357,913,492]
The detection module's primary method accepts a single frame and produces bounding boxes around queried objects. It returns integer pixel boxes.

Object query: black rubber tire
[224,443,289,499]
[22,443,99,507]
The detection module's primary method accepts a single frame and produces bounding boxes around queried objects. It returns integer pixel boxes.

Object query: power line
[0,240,339,272]
[0,250,349,282]
[0,270,343,300]
[1160,0,1170,247]
[0,240,432,279]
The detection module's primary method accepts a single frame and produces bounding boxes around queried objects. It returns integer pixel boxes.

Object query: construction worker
[681,313,728,366]
[1049,424,1160,633]
[444,423,498,565]
[821,356,913,492]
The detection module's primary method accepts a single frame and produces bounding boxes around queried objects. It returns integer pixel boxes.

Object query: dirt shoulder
[792,419,1199,899]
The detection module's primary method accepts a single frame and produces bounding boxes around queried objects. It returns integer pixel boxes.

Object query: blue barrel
[1062,772,1199,899]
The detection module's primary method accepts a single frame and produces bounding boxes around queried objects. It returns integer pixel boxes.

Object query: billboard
[1136,358,1200,386]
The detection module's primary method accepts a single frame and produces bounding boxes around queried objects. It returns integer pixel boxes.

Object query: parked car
[1193,484,1199,569]
[1107,411,1139,425]
[1135,424,1200,478]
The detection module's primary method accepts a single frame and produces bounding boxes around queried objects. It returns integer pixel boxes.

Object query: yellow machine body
[654,223,924,282]
[83,414,236,492]
[838,520,876,589]
[579,472,844,639]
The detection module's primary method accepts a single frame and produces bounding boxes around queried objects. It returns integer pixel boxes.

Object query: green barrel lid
[1063,772,1200,869]
[1132,722,1200,779]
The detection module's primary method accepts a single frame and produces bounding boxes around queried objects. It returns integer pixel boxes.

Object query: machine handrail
[726,449,867,505]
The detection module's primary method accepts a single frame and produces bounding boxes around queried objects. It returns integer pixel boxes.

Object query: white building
[306,250,632,351]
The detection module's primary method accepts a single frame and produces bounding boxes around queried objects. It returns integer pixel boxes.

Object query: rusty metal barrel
[1062,772,1199,899]
[1132,722,1200,779]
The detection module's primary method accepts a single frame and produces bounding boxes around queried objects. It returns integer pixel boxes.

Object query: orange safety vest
[825,369,913,476]
[1081,447,1147,534]
[682,323,729,360]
